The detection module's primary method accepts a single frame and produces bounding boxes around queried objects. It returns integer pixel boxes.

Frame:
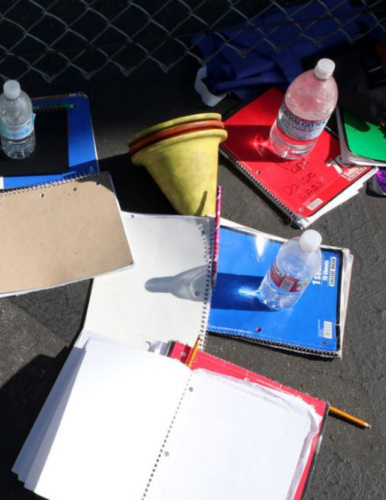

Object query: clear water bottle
[0,80,35,159]
[269,59,338,159]
[257,230,322,310]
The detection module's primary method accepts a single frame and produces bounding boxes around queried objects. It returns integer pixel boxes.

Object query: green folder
[342,109,386,162]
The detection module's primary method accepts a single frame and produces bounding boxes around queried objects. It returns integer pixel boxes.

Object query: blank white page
[24,339,190,500]
[78,213,213,349]
[147,369,319,500]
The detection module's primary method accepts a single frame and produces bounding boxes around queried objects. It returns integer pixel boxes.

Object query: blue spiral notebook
[0,92,99,189]
[208,221,353,357]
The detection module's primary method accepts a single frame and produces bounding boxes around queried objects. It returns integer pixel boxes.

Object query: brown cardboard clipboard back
[0,172,133,295]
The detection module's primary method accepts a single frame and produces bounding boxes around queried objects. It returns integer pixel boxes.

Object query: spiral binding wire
[0,171,107,197]
[199,216,215,352]
[210,329,341,358]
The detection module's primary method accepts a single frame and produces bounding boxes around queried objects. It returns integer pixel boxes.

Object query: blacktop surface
[1,61,386,499]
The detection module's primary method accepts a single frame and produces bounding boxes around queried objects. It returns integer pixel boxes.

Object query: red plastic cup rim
[129,119,225,156]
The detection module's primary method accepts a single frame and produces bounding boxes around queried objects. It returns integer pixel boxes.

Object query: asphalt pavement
[1,62,386,499]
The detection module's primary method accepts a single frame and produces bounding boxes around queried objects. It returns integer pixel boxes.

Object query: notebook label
[307,198,323,211]
[270,260,310,293]
[277,103,328,141]
[329,257,337,287]
[322,321,333,339]
[0,113,35,140]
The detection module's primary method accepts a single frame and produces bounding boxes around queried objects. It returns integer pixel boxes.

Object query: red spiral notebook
[170,341,329,500]
[220,88,375,228]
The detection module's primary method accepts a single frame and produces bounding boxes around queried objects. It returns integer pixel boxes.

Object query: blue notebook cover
[0,92,99,189]
[208,224,351,357]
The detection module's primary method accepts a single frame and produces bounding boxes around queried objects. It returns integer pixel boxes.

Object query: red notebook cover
[170,341,329,500]
[221,87,373,220]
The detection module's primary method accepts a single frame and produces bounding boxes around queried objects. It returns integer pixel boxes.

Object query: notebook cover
[0,172,133,295]
[170,341,329,500]
[207,224,346,357]
[342,109,386,163]
[0,93,99,189]
[221,87,373,219]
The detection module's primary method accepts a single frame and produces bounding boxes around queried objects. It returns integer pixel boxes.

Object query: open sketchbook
[220,87,375,228]
[77,212,213,349]
[208,219,353,357]
[0,172,132,297]
[0,93,99,190]
[13,336,326,500]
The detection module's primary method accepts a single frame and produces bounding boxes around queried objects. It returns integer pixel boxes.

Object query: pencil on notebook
[186,334,203,368]
[329,405,371,429]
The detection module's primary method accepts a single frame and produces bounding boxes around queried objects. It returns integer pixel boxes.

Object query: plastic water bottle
[269,59,338,159]
[0,80,35,159]
[257,230,322,310]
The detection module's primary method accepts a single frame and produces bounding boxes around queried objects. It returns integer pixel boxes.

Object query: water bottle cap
[314,59,335,80]
[299,230,322,252]
[3,80,21,100]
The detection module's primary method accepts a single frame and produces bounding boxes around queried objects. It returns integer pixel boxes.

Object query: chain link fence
[0,0,385,84]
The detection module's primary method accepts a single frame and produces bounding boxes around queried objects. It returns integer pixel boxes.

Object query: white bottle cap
[314,59,335,80]
[3,80,21,100]
[299,230,322,252]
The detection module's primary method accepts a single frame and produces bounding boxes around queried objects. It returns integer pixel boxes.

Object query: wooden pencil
[329,405,371,429]
[186,334,203,368]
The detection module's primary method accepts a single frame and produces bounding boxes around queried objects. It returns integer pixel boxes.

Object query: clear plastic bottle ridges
[0,80,35,159]
[269,59,338,159]
[257,230,322,310]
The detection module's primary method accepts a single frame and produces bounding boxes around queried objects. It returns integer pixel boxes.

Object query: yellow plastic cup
[131,128,227,216]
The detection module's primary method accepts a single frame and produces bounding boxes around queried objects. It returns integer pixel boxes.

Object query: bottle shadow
[0,348,70,498]
[145,265,209,302]
[145,268,273,311]
[211,273,272,312]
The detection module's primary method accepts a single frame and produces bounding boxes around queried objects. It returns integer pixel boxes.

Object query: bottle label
[277,102,328,141]
[269,260,311,293]
[1,113,35,140]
